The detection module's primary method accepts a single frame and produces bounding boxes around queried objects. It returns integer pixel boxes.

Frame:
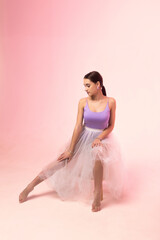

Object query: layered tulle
[38,126,125,204]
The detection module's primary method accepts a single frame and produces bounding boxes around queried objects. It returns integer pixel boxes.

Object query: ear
[96,81,101,88]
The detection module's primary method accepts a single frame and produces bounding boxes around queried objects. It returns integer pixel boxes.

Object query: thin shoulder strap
[107,97,110,108]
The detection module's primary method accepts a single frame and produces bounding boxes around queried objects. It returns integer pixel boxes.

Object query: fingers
[57,153,65,161]
[92,142,103,148]
[66,158,71,163]
[58,158,71,164]
[57,152,71,162]
[92,142,102,147]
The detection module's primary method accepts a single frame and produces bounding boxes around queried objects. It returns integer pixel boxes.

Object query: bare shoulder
[74,98,86,127]
[108,97,116,103]
[78,97,87,108]
[108,97,116,110]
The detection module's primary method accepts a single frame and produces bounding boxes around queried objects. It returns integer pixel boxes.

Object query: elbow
[108,124,114,131]
[74,124,83,132]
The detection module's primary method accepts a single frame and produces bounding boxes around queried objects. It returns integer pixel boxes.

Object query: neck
[90,91,104,101]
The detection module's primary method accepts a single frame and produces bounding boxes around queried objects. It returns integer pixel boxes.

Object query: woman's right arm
[57,98,85,162]
[67,98,85,152]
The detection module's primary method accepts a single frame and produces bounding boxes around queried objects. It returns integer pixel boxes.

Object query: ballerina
[19,71,124,212]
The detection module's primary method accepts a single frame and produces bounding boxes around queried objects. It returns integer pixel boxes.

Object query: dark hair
[83,71,107,96]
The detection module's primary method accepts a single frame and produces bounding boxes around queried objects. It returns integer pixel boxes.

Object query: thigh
[93,159,103,168]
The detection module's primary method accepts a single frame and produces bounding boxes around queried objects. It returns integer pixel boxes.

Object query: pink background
[1,0,160,239]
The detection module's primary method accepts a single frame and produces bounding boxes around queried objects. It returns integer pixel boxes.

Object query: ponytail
[102,86,107,96]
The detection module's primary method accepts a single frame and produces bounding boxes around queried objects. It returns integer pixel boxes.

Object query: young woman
[19,71,124,212]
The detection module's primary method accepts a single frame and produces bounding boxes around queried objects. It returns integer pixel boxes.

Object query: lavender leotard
[83,98,110,130]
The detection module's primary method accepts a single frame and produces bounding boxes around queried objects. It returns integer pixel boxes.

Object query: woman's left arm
[96,97,116,141]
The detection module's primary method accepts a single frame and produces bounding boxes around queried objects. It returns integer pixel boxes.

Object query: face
[83,78,100,96]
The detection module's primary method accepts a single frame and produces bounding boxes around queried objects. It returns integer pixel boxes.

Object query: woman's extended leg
[92,160,103,212]
[19,160,66,203]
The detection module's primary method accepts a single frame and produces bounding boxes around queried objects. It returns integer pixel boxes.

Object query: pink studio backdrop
[1,0,160,240]
[1,0,160,163]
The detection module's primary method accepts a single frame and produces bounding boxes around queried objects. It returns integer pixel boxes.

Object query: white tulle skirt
[38,125,126,205]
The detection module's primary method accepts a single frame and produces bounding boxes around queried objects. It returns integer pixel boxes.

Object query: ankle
[94,189,101,195]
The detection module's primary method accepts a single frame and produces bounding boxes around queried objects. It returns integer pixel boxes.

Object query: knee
[38,171,46,180]
[91,145,103,160]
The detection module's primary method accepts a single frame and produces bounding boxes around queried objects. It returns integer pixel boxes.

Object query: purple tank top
[83,98,110,129]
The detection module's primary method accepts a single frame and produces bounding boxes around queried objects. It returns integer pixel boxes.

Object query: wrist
[68,149,73,153]
[96,137,102,141]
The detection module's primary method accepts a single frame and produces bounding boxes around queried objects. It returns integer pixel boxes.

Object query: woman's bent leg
[19,160,66,203]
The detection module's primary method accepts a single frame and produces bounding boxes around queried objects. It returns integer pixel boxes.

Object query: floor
[1,138,160,240]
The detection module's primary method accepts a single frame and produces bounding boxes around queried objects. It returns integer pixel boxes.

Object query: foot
[92,191,101,212]
[19,184,34,203]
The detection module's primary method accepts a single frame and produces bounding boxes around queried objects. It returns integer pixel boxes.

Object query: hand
[57,150,73,163]
[92,138,103,148]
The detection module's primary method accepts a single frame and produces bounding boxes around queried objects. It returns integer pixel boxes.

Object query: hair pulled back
[84,71,107,96]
